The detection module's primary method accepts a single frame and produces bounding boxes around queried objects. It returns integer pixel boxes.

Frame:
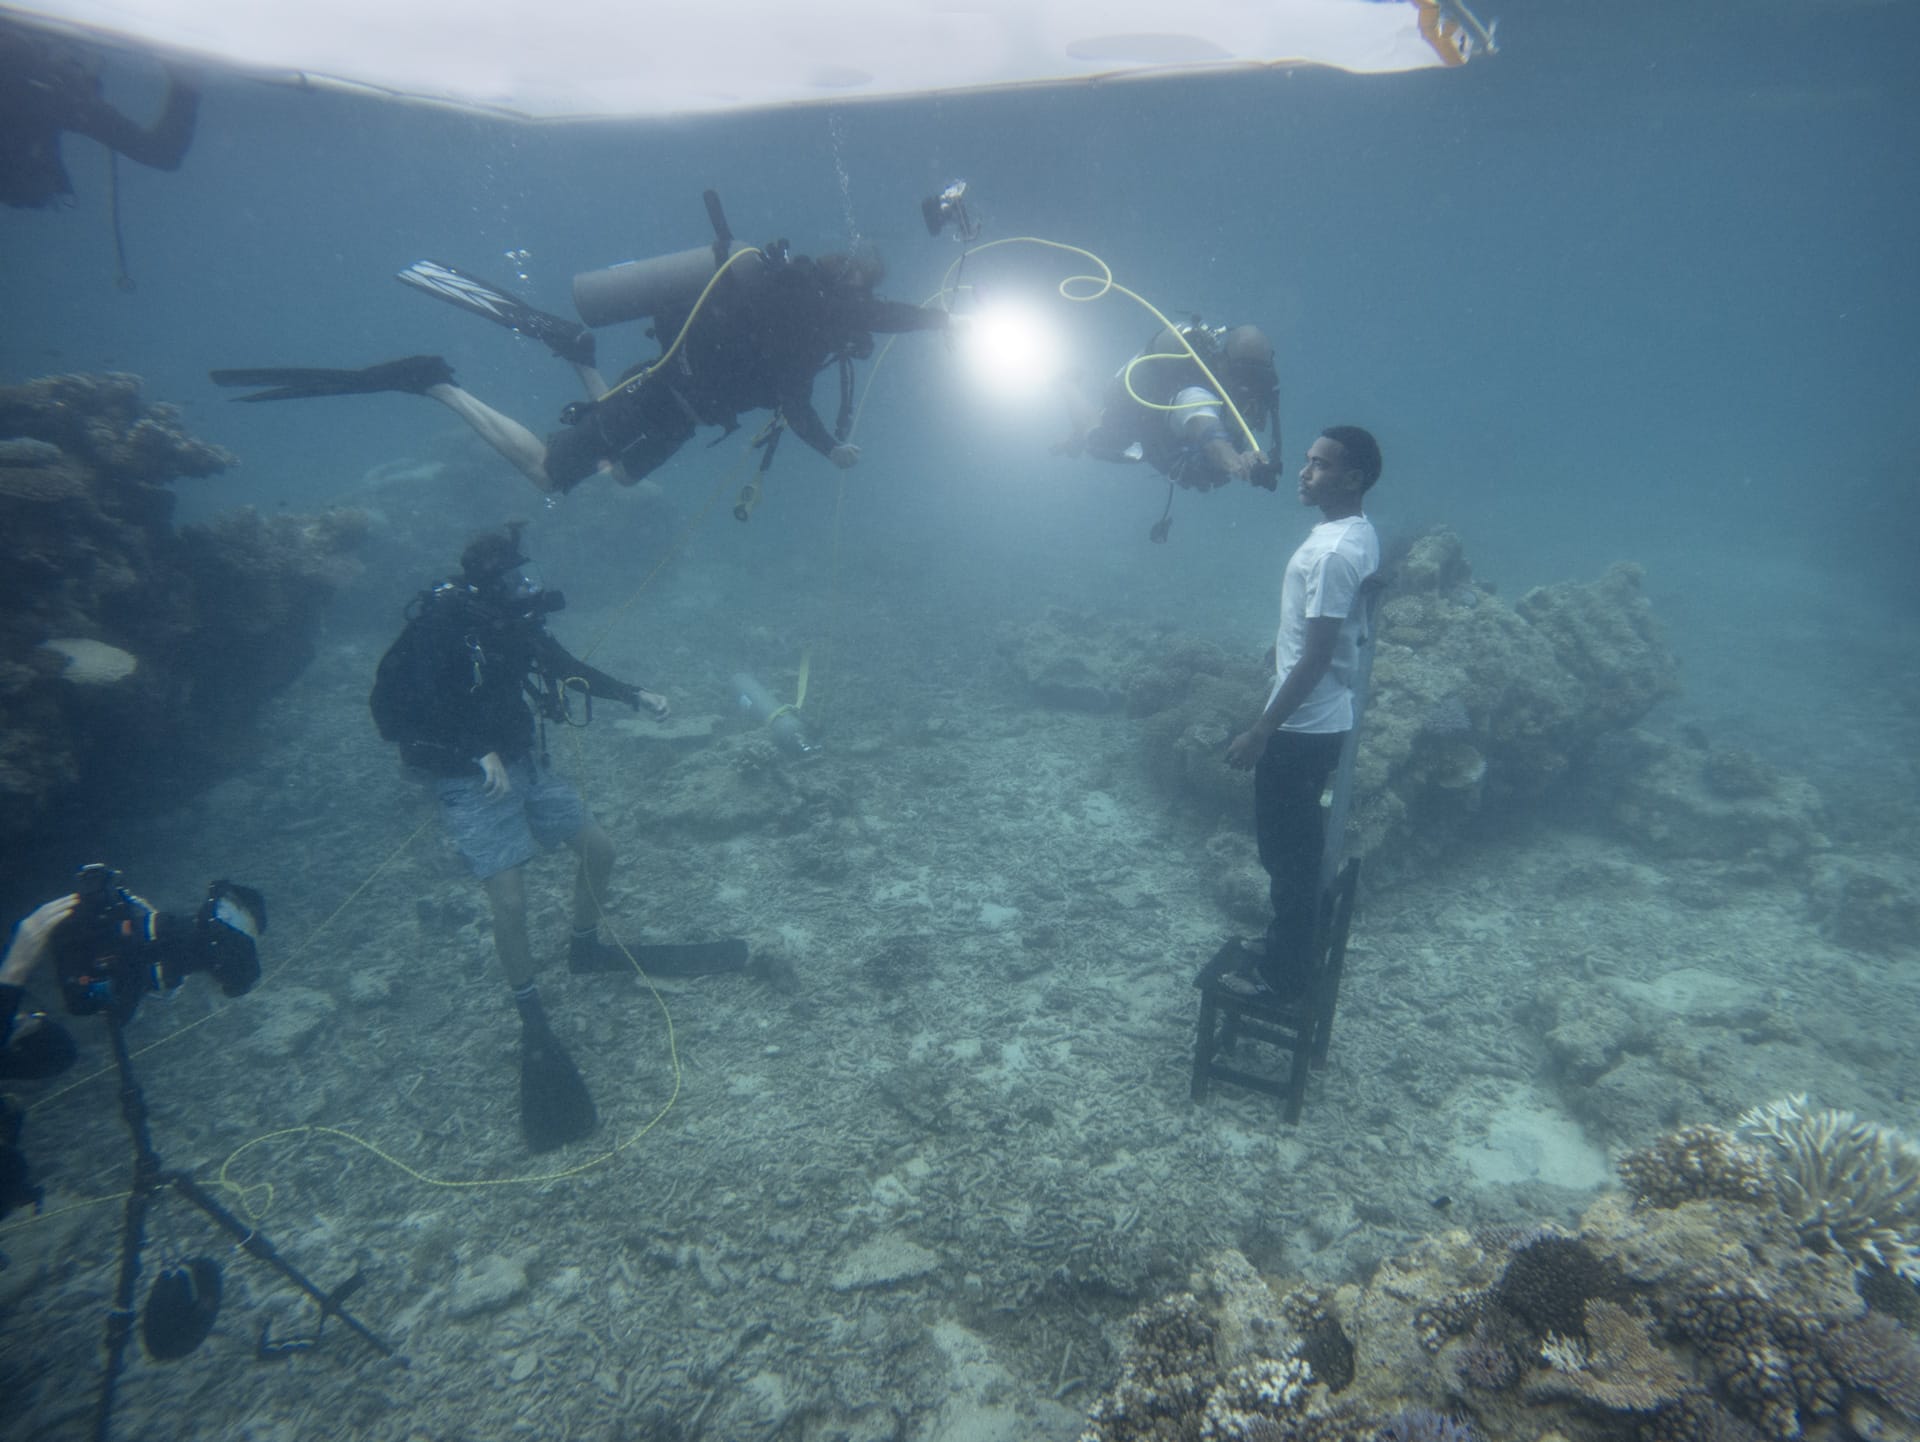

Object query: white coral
[1540,1332,1591,1373]
[1737,1095,1920,1279]
[1199,1358,1313,1440]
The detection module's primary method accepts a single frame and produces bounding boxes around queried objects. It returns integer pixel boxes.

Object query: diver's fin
[519,1024,597,1154]
[397,260,597,368]
[569,937,751,978]
[210,355,455,402]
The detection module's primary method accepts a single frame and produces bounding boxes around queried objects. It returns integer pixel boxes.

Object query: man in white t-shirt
[1226,426,1382,997]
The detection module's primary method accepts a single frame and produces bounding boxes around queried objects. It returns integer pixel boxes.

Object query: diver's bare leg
[423,382,555,492]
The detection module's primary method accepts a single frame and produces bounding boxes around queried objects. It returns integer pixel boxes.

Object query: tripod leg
[168,1171,404,1363]
[93,1170,152,1442]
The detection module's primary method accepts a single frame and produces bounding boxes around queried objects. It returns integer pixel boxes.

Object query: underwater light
[959,302,1065,403]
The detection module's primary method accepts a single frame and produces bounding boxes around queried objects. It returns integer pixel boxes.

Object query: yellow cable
[591,246,766,406]
[934,236,1265,456]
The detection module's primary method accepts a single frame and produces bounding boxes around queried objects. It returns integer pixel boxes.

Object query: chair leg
[1191,996,1219,1101]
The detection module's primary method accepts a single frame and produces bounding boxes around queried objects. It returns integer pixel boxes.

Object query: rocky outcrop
[0,372,365,852]
[1008,529,1683,875]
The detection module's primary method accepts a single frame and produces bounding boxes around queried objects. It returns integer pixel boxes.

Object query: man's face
[1298,436,1358,508]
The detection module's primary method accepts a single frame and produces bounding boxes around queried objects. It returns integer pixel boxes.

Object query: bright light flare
[957,301,1065,402]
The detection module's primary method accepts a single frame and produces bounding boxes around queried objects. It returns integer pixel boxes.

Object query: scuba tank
[570,188,763,328]
[732,672,813,756]
[573,241,758,327]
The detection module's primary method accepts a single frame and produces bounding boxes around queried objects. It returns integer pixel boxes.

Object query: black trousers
[544,376,697,491]
[1253,728,1347,986]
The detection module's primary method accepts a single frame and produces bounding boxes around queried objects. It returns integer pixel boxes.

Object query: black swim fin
[519,1023,597,1153]
[397,259,597,368]
[209,355,455,402]
[569,937,751,978]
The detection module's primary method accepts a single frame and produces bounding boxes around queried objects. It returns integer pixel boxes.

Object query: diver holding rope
[211,190,951,497]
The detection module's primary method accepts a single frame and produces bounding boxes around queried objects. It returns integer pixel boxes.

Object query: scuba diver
[370,523,653,1151]
[1056,321,1281,536]
[0,17,199,210]
[212,192,952,497]
[370,523,746,1151]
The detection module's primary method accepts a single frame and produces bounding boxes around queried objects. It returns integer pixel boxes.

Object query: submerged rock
[1128,527,1686,875]
[831,1233,943,1291]
[36,637,138,684]
[0,371,365,852]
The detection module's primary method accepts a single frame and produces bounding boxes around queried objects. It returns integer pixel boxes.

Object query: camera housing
[54,867,265,1021]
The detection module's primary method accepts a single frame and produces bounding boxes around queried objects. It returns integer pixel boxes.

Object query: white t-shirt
[1269,514,1380,734]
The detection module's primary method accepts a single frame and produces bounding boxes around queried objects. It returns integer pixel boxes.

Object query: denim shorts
[433,754,589,880]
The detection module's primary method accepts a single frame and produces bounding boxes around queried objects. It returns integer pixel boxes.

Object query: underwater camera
[921,179,981,242]
[54,864,266,1022]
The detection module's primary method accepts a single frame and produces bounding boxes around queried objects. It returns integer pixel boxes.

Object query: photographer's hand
[1,895,79,986]
[479,752,513,801]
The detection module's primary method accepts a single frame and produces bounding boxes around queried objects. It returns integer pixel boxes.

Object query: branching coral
[1079,1292,1219,1442]
[1639,1392,1772,1442]
[1822,1310,1920,1422]
[1524,1300,1689,1413]
[1199,1358,1314,1441]
[1668,1277,1842,1439]
[1618,1125,1772,1211]
[1736,1096,1920,1279]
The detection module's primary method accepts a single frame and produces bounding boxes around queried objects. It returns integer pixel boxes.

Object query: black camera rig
[56,864,264,1022]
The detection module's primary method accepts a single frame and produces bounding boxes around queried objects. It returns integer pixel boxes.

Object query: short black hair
[460,520,529,583]
[1321,425,1382,491]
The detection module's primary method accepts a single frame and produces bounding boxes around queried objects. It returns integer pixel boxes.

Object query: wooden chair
[1190,857,1361,1122]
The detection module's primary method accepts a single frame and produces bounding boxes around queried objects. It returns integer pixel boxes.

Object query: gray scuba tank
[572,241,758,328]
[732,672,813,755]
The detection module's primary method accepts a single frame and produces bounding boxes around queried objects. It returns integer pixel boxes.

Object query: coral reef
[1581,728,1826,872]
[1807,854,1920,955]
[0,372,364,852]
[1617,1125,1774,1211]
[1075,1289,1318,1442]
[1736,1096,1920,1280]
[1002,608,1173,713]
[1355,538,1679,868]
[1078,1112,1920,1442]
[1011,529,1685,877]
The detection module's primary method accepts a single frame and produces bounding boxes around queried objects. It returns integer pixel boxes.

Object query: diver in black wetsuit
[212,243,950,496]
[0,18,198,210]
[542,249,948,491]
[1057,322,1280,493]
